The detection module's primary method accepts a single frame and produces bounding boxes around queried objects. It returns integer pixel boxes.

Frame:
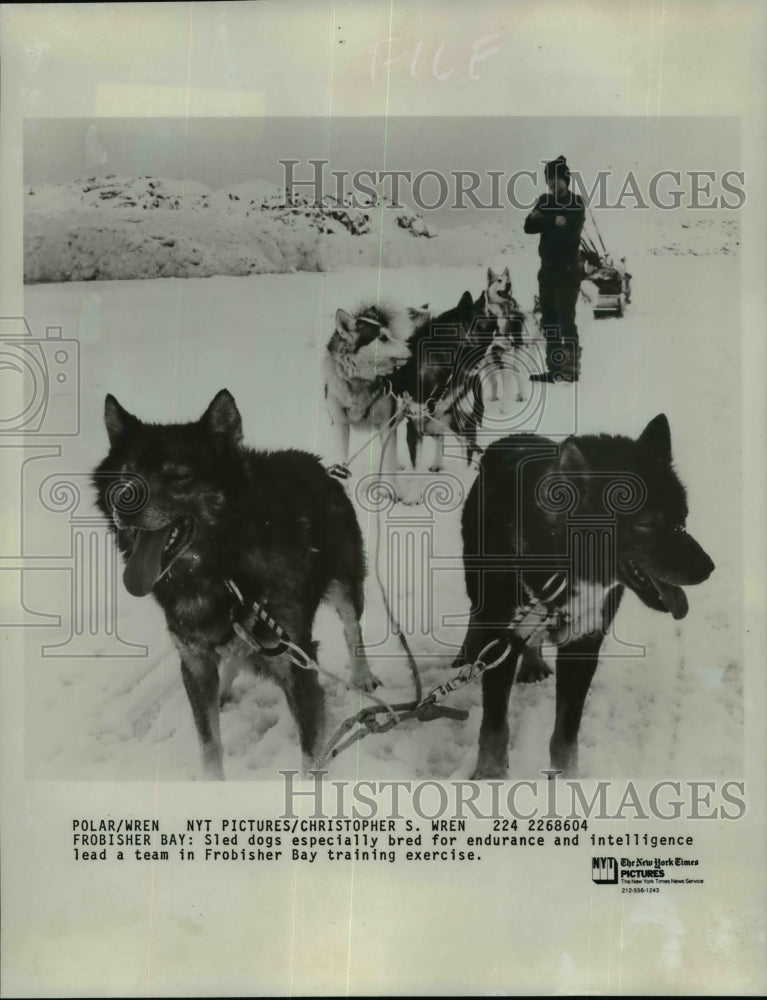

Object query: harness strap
[226,582,400,720]
[326,406,404,481]
[399,379,462,438]
[371,410,424,703]
[225,569,566,767]
[486,311,538,347]
[225,579,291,657]
[317,571,568,766]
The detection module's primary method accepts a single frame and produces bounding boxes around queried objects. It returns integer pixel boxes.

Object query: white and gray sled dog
[324,304,411,481]
[483,265,533,413]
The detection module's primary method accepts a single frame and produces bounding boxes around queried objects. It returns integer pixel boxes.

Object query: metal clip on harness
[227,573,567,769]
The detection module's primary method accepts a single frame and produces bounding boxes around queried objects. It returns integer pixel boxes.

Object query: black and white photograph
[18,115,743,782]
[1,2,765,996]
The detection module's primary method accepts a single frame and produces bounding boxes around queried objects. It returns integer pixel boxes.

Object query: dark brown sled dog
[93,390,375,779]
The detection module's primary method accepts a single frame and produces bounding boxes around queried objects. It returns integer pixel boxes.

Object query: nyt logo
[592,857,618,885]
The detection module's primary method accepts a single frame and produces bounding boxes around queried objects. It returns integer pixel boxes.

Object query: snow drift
[25,174,740,283]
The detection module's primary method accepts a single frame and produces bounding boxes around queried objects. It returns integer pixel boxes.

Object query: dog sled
[586,255,632,318]
[580,209,631,319]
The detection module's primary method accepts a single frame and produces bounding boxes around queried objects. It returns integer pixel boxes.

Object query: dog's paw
[301,754,320,779]
[516,661,552,683]
[549,741,579,778]
[351,663,382,692]
[516,649,552,683]
[358,676,382,693]
[471,757,509,780]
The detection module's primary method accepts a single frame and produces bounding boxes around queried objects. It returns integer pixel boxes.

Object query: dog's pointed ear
[457,291,474,313]
[638,413,672,461]
[202,389,243,445]
[407,305,430,324]
[537,438,588,520]
[335,308,355,339]
[558,438,589,475]
[486,267,496,283]
[104,394,136,447]
[502,266,510,279]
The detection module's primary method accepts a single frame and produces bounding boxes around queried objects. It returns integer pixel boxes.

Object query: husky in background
[481,265,532,412]
[323,304,411,481]
[93,390,377,779]
[456,414,715,779]
[390,291,488,490]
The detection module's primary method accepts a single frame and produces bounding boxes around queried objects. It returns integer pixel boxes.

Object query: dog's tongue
[123,525,173,597]
[653,577,689,620]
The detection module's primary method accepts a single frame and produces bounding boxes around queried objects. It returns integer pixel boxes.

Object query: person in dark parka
[525,155,585,382]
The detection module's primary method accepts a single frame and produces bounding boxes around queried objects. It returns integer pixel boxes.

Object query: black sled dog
[392,291,491,480]
[456,414,714,779]
[93,390,376,779]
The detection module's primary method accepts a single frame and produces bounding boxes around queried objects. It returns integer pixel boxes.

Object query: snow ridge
[25,174,739,283]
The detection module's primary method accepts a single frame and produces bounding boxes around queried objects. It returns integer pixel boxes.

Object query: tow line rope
[325,397,401,483]
[226,579,398,720]
[225,571,567,768]
[368,408,424,704]
[246,351,565,765]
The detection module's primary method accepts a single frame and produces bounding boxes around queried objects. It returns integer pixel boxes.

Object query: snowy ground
[21,249,742,780]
